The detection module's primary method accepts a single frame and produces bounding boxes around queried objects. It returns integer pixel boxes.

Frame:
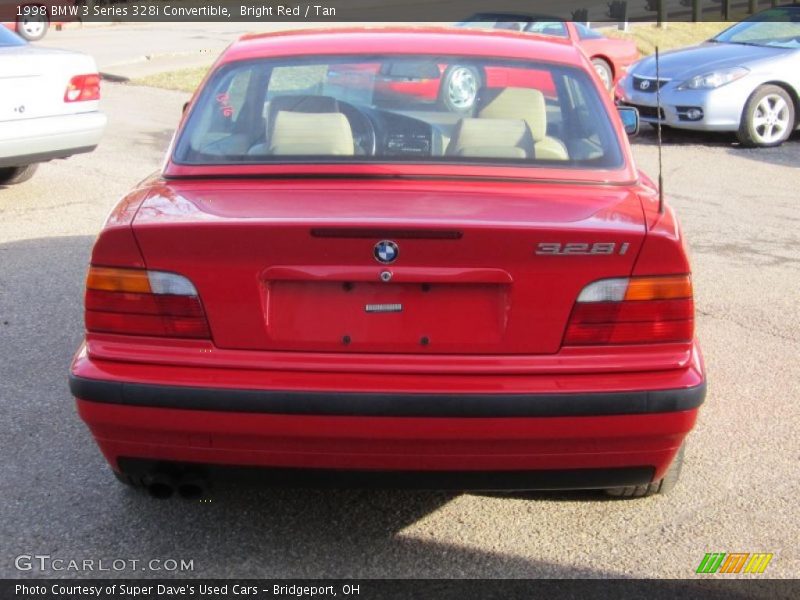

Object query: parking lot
[1,36,799,579]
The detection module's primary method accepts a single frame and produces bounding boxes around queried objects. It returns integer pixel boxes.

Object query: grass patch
[132,66,212,93]
[606,22,731,55]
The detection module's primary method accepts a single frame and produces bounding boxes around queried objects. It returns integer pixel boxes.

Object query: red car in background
[69,27,704,500]
[459,15,640,91]
[327,56,562,113]
[329,19,639,115]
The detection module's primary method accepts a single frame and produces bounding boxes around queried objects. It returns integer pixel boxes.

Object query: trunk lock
[379,270,393,283]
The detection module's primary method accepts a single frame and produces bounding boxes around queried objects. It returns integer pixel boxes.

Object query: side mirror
[617,106,640,136]
[182,101,190,114]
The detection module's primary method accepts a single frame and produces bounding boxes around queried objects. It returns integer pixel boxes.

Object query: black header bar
[1,0,797,23]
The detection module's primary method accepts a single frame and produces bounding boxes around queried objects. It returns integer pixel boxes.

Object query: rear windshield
[174,55,624,170]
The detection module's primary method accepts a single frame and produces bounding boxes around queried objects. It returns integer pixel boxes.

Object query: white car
[0,26,106,185]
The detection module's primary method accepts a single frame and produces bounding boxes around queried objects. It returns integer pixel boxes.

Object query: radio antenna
[656,45,665,214]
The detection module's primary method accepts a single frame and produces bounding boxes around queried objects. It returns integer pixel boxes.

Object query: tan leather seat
[268,111,355,156]
[478,87,569,160]
[446,118,533,159]
[266,95,339,139]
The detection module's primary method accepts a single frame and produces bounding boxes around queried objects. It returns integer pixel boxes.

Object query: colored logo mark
[696,553,773,574]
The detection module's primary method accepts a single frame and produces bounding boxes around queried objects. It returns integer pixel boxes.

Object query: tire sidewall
[591,58,613,91]
[17,14,49,41]
[0,164,38,185]
[739,85,795,148]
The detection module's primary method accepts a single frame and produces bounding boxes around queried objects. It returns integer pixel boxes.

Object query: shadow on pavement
[134,126,179,155]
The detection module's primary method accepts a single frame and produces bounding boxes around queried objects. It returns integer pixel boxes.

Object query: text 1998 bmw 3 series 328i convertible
[69,28,706,499]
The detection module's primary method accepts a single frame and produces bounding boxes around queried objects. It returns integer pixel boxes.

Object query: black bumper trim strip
[117,458,656,491]
[70,375,706,418]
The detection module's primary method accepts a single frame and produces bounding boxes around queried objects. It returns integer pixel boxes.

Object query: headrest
[268,94,339,114]
[446,118,533,159]
[478,87,548,141]
[265,95,340,140]
[269,111,354,156]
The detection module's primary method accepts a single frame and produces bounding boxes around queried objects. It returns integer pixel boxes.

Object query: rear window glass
[174,54,624,170]
[524,22,569,38]
[0,26,25,47]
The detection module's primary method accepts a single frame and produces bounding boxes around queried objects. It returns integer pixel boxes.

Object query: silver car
[618,5,800,147]
[0,26,106,186]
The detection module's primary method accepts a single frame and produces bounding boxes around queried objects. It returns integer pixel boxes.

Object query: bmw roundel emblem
[374,240,399,264]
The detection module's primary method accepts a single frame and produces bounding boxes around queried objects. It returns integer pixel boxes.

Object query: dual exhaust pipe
[146,472,208,500]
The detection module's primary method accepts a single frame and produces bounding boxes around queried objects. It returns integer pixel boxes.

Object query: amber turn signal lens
[623,275,692,301]
[86,267,152,294]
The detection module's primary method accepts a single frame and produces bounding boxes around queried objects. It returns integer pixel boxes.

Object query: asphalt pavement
[36,22,377,79]
[1,71,799,579]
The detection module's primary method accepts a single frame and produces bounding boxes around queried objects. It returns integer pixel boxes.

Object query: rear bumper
[0,111,106,167]
[116,459,657,491]
[70,344,705,487]
[71,374,705,417]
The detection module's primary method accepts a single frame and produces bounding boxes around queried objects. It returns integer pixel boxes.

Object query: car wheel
[591,58,613,91]
[0,164,38,186]
[16,14,49,41]
[737,85,795,148]
[439,65,482,114]
[605,444,685,499]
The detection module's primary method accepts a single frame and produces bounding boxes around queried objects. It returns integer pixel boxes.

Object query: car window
[524,22,569,38]
[174,55,623,170]
[575,23,605,40]
[713,8,800,48]
[494,21,526,32]
[0,26,26,47]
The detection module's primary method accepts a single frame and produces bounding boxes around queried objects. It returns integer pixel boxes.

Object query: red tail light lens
[564,275,694,346]
[84,267,210,339]
[64,74,101,103]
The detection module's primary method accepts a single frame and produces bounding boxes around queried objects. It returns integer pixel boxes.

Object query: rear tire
[605,444,685,499]
[0,164,38,186]
[737,85,795,148]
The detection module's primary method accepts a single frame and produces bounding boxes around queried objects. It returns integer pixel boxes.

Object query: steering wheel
[340,104,377,156]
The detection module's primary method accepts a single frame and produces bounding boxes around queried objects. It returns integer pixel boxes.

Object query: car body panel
[565,22,639,84]
[0,111,105,166]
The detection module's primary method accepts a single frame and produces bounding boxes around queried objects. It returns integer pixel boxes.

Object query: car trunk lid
[0,46,98,122]
[131,179,646,355]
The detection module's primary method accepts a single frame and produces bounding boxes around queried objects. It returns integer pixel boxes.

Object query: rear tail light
[64,74,101,103]
[564,275,693,345]
[85,266,210,339]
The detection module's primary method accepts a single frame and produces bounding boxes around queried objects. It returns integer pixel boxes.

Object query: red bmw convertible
[70,27,705,499]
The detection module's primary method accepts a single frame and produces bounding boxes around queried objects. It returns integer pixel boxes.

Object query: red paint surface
[71,28,702,483]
